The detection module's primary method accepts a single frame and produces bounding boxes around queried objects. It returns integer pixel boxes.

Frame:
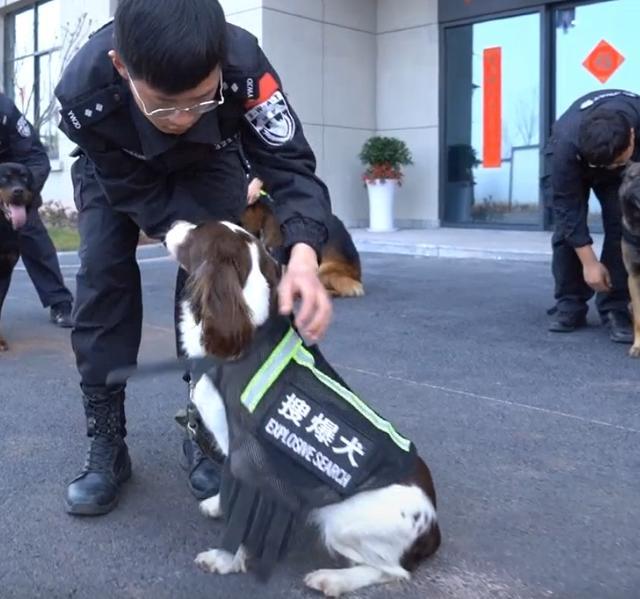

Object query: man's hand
[583,261,612,292]
[247,177,263,206]
[278,243,332,342]
[575,245,612,292]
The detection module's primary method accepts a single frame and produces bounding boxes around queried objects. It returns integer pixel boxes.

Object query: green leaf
[359,136,413,171]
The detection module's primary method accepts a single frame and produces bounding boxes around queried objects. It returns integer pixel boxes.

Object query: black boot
[50,301,73,328]
[65,390,131,515]
[603,311,634,344]
[548,311,587,333]
[181,436,221,500]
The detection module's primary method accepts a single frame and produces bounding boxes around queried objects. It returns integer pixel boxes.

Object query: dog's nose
[11,187,24,197]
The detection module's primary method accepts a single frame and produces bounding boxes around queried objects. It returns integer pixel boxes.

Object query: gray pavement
[0,248,639,598]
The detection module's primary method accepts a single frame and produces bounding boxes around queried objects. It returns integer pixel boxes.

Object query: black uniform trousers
[551,179,629,318]
[70,153,247,395]
[20,208,73,308]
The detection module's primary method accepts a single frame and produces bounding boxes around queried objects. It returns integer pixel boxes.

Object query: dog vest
[197,315,418,579]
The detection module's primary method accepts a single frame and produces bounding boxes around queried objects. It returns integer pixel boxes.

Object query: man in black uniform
[545,89,637,342]
[0,93,73,327]
[55,0,332,515]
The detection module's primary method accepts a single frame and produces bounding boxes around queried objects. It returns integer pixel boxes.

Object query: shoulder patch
[16,115,31,137]
[61,85,124,131]
[244,76,295,147]
[245,73,280,110]
[222,74,259,101]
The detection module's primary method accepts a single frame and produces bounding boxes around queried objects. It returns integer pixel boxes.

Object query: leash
[105,355,223,387]
[106,355,226,465]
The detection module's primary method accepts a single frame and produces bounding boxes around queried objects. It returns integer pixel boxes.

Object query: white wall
[258,0,377,227]
[377,0,439,228]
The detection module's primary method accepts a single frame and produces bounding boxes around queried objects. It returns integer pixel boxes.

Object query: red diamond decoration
[583,39,625,84]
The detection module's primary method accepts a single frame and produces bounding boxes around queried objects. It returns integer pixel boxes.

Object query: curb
[55,242,165,259]
[352,239,551,262]
[54,239,552,263]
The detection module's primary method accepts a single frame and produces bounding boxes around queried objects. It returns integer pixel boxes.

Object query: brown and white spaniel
[165,220,440,597]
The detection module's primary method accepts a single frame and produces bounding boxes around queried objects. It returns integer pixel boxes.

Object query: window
[4,0,61,159]
[443,12,541,226]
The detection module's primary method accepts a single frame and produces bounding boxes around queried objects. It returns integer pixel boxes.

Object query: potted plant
[444,144,480,222]
[359,136,413,232]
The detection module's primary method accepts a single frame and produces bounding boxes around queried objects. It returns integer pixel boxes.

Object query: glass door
[444,12,541,226]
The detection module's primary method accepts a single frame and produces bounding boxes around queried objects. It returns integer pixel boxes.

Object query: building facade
[0,0,632,233]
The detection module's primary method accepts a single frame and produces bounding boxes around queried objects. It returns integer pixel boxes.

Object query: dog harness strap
[241,327,301,412]
[292,347,412,452]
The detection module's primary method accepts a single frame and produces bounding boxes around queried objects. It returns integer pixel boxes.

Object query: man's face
[109,50,222,135]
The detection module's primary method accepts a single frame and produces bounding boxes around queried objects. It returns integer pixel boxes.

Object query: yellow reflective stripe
[293,347,411,452]
[240,327,302,412]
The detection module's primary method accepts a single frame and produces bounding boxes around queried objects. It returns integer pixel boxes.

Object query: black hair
[114,0,227,94]
[578,107,632,166]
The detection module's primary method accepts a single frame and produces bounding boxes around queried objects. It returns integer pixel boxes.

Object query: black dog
[0,162,36,351]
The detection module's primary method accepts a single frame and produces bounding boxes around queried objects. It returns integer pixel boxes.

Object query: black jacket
[54,22,329,255]
[548,89,640,248]
[0,93,50,202]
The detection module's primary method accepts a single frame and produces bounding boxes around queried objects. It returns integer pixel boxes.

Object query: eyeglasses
[587,159,628,170]
[127,71,224,119]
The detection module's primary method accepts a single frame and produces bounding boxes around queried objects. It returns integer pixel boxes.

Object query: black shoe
[50,302,73,328]
[603,311,634,344]
[65,391,131,516]
[181,437,220,500]
[548,312,587,333]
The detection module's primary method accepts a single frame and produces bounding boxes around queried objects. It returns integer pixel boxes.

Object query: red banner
[483,47,502,168]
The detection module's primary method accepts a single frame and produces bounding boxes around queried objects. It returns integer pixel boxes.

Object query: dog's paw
[199,494,222,519]
[304,569,348,597]
[195,548,247,575]
[629,344,640,358]
[342,282,365,298]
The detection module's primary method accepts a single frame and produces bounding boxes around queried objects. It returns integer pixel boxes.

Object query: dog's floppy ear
[189,250,254,358]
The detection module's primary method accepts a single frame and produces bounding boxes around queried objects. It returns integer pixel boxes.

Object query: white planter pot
[366,179,398,232]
